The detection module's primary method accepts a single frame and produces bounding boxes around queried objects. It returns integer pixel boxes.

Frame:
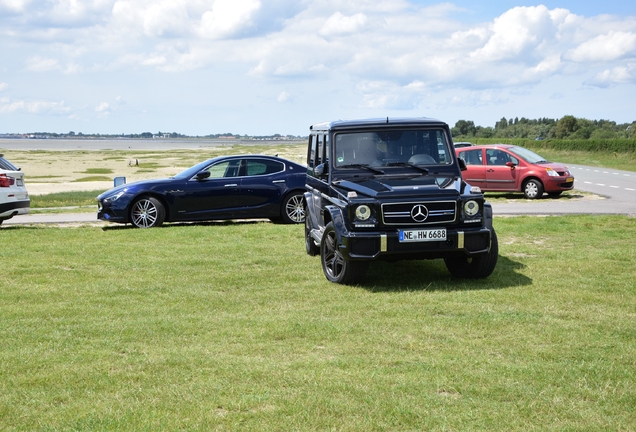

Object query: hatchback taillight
[0,173,15,187]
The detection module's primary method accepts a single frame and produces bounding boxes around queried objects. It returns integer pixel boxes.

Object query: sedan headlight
[355,205,371,221]
[103,190,126,203]
[463,200,480,217]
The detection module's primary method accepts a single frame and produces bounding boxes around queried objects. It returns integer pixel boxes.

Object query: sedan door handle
[224,183,238,187]
[272,180,286,184]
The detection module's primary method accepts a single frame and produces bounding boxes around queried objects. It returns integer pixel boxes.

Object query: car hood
[98,177,175,199]
[539,161,569,171]
[333,175,462,199]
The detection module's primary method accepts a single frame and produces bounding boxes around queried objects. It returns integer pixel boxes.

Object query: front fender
[325,205,349,246]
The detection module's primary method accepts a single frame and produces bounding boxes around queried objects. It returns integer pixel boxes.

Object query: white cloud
[0,0,31,13]
[565,31,636,62]
[585,64,636,87]
[0,82,8,91]
[198,0,261,39]
[319,12,367,37]
[0,97,71,114]
[277,91,290,103]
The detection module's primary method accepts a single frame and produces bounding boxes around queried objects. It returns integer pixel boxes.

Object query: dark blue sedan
[97,155,307,228]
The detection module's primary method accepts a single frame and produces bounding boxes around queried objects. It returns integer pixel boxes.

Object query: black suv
[304,117,498,284]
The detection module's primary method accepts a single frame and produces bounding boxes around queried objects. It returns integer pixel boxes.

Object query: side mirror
[458,158,467,172]
[506,161,516,170]
[196,171,211,180]
[314,163,328,178]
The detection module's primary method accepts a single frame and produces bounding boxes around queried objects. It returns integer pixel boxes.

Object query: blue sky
[1,1,635,136]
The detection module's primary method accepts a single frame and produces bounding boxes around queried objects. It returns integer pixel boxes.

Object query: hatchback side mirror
[458,158,467,171]
[506,161,516,170]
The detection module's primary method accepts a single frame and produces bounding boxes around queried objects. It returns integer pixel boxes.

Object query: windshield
[333,129,452,168]
[507,146,549,163]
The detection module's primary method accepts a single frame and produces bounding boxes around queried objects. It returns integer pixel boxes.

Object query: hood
[98,177,174,198]
[334,175,462,199]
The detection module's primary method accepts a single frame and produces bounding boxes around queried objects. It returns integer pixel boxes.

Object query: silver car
[0,154,30,225]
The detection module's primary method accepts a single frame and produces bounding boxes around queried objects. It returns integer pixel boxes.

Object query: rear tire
[523,179,544,199]
[281,192,305,224]
[444,229,498,279]
[320,222,368,284]
[130,197,165,228]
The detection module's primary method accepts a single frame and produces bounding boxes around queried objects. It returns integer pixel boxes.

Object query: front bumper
[339,227,492,260]
[546,177,574,192]
[97,202,128,223]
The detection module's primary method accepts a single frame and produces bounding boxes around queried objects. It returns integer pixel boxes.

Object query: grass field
[1,216,635,430]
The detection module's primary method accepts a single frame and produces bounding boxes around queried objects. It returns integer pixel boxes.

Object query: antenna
[386,117,389,123]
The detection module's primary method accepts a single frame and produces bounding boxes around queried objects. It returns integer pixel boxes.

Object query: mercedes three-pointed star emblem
[411,204,429,222]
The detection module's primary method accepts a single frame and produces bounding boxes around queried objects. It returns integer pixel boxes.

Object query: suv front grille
[382,201,456,226]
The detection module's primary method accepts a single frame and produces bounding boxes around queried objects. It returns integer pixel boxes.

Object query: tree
[555,115,578,139]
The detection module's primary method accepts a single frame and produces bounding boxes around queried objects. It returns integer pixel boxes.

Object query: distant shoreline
[0,138,305,151]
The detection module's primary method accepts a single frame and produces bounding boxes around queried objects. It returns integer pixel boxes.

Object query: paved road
[489,164,636,217]
[3,164,634,226]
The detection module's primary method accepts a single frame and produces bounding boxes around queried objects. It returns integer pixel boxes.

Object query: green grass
[505,146,636,172]
[81,168,114,175]
[1,216,635,430]
[30,190,106,209]
[73,176,114,182]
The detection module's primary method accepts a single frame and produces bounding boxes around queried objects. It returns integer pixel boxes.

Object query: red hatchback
[455,144,574,199]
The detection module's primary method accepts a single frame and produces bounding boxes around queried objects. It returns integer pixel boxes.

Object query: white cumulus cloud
[198,0,261,39]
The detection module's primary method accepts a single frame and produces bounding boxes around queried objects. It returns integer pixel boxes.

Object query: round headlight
[355,205,371,221]
[464,200,479,217]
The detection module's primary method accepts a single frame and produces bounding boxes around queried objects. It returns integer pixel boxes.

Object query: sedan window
[245,159,284,176]
[205,160,241,178]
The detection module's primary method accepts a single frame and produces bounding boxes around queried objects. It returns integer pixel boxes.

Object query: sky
[1,0,635,136]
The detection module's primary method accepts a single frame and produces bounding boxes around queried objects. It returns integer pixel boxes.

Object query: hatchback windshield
[334,129,452,168]
[507,146,549,164]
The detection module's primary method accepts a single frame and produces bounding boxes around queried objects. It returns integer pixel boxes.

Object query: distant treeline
[452,115,636,141]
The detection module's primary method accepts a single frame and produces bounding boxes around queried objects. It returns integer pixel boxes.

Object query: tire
[305,206,319,256]
[523,179,544,199]
[281,192,305,224]
[320,222,368,284]
[444,229,499,279]
[130,196,165,228]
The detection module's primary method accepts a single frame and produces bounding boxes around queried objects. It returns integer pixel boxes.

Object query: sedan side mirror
[458,158,467,172]
[196,171,211,180]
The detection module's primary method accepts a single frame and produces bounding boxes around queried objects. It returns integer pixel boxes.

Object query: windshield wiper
[385,162,429,174]
[339,164,385,174]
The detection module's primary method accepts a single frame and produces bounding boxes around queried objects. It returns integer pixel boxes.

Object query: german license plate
[566,177,574,182]
[399,228,446,242]
[16,179,23,186]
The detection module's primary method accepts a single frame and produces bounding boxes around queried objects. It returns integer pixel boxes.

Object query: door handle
[272,180,285,184]
[224,183,238,187]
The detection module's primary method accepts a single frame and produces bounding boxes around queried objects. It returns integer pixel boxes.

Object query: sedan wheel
[130,197,165,228]
[281,192,305,224]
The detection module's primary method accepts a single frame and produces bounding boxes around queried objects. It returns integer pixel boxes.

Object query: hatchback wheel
[130,197,165,228]
[523,179,544,199]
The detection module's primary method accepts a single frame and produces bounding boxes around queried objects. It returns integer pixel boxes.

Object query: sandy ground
[3,142,307,195]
